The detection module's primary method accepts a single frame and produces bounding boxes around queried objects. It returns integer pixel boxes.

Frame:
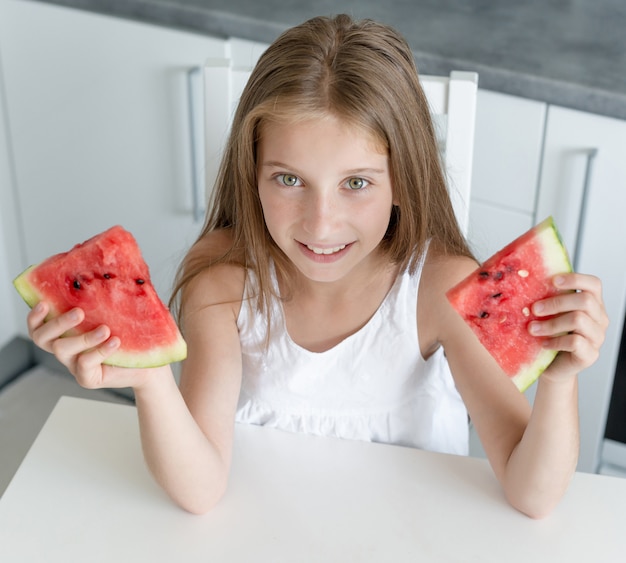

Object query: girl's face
[257,115,395,284]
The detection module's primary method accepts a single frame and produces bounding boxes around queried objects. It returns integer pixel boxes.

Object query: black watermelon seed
[494,271,504,280]
[136,279,145,285]
[479,311,489,318]
[491,293,502,299]
[478,271,489,278]
[73,280,81,290]
[103,273,111,279]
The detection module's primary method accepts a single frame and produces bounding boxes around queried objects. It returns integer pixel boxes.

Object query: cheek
[361,197,395,232]
[258,188,288,238]
[258,183,275,216]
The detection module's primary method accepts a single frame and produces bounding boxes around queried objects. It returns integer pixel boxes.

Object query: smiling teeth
[307,244,346,255]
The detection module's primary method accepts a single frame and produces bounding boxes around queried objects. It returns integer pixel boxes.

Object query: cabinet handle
[186,66,204,223]
[573,148,598,271]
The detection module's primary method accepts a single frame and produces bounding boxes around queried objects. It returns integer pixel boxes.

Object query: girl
[28,15,607,518]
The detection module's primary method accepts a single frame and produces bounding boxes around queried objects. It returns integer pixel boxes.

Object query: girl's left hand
[529,272,609,378]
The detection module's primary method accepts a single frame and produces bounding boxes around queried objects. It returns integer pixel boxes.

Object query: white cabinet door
[468,90,546,261]
[0,0,226,311]
[468,201,535,263]
[536,106,626,472]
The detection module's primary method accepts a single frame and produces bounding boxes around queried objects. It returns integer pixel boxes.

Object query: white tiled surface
[0,365,131,497]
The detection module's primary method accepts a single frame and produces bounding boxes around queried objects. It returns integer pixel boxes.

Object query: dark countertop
[28,0,626,120]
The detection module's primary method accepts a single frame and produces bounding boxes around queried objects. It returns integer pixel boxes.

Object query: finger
[50,325,112,365]
[530,308,603,345]
[534,289,597,317]
[73,337,121,389]
[27,301,49,332]
[536,295,608,330]
[30,308,84,351]
[533,277,607,326]
[552,272,604,300]
[542,332,600,372]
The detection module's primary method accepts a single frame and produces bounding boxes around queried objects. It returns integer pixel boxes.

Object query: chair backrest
[419,72,478,234]
[202,39,477,233]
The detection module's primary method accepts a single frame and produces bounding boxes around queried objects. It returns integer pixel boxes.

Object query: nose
[301,188,340,239]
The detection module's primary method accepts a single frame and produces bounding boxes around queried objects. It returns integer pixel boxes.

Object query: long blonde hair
[170,14,472,321]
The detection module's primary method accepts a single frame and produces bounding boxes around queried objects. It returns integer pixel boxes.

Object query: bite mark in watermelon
[446,217,572,392]
[13,226,187,368]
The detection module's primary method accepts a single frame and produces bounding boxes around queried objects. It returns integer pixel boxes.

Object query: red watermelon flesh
[13,226,187,368]
[446,217,572,392]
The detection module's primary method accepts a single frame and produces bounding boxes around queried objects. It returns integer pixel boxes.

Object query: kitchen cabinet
[0,0,227,326]
[536,106,626,472]
[468,91,626,473]
[467,89,547,262]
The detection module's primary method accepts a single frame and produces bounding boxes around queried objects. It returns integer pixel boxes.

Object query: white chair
[419,72,478,234]
[201,39,477,234]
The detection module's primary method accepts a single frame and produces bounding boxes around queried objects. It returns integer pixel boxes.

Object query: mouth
[305,244,347,255]
[297,241,353,261]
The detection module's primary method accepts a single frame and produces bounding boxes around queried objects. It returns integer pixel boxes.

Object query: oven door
[601,316,626,477]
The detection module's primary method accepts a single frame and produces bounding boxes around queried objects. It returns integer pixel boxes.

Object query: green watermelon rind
[534,218,573,278]
[13,265,43,309]
[511,349,560,392]
[100,340,187,369]
[13,265,187,369]
[99,333,187,368]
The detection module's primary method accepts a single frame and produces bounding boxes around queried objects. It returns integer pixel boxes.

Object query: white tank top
[235,256,469,455]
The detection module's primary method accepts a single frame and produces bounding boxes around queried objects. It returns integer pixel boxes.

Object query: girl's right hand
[27,301,157,390]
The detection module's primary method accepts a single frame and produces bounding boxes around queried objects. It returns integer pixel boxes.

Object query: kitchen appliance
[602,316,626,477]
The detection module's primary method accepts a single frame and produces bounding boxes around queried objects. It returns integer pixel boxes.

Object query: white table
[0,396,624,562]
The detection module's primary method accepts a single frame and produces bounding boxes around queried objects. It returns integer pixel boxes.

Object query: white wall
[0,38,25,347]
[0,218,18,348]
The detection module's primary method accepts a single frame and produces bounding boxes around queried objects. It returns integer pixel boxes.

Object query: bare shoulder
[418,245,479,353]
[182,229,246,318]
[184,228,241,267]
[178,230,246,430]
[421,248,479,293]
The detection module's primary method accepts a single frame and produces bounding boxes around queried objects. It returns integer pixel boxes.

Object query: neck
[278,254,400,353]
[285,253,398,304]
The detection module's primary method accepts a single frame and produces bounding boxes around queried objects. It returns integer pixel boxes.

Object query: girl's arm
[141,263,245,513]
[497,272,606,517]
[422,255,608,519]
[27,262,245,515]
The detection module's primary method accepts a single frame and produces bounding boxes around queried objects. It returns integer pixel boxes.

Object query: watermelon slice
[446,217,572,391]
[13,226,187,368]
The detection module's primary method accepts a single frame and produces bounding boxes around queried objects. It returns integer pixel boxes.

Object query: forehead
[257,115,387,159]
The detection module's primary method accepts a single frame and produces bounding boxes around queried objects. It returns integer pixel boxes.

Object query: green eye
[279,174,299,186]
[347,177,366,190]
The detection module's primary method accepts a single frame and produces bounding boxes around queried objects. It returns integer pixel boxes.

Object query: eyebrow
[261,161,387,176]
